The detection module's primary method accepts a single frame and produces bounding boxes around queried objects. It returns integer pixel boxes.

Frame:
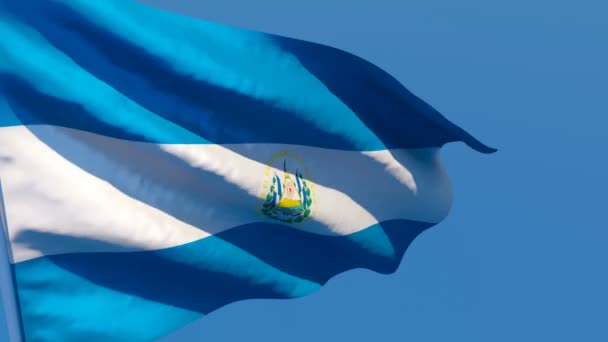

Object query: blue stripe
[0,0,494,152]
[14,219,431,341]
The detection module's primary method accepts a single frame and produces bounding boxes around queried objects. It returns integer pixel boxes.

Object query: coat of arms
[260,151,313,224]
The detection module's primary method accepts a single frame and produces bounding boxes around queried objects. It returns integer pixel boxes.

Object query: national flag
[0,0,494,340]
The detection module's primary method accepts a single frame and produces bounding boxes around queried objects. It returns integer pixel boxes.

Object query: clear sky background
[2,0,607,341]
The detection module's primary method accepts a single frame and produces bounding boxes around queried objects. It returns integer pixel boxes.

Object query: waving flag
[0,0,495,340]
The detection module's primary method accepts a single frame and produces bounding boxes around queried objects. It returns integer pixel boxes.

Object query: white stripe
[0,125,452,263]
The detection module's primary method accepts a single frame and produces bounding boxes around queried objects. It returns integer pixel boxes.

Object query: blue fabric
[0,0,495,340]
[0,0,494,152]
[14,219,430,342]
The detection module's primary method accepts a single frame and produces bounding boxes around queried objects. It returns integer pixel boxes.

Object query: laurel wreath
[261,176,312,223]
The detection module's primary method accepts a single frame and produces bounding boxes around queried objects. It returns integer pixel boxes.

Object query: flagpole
[0,180,24,342]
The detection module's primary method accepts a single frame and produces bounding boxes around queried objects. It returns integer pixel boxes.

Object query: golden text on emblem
[259,150,314,224]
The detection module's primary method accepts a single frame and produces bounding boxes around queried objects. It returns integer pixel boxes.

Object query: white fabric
[0,125,452,263]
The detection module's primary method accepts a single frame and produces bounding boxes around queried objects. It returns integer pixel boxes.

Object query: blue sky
[2,0,607,341]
